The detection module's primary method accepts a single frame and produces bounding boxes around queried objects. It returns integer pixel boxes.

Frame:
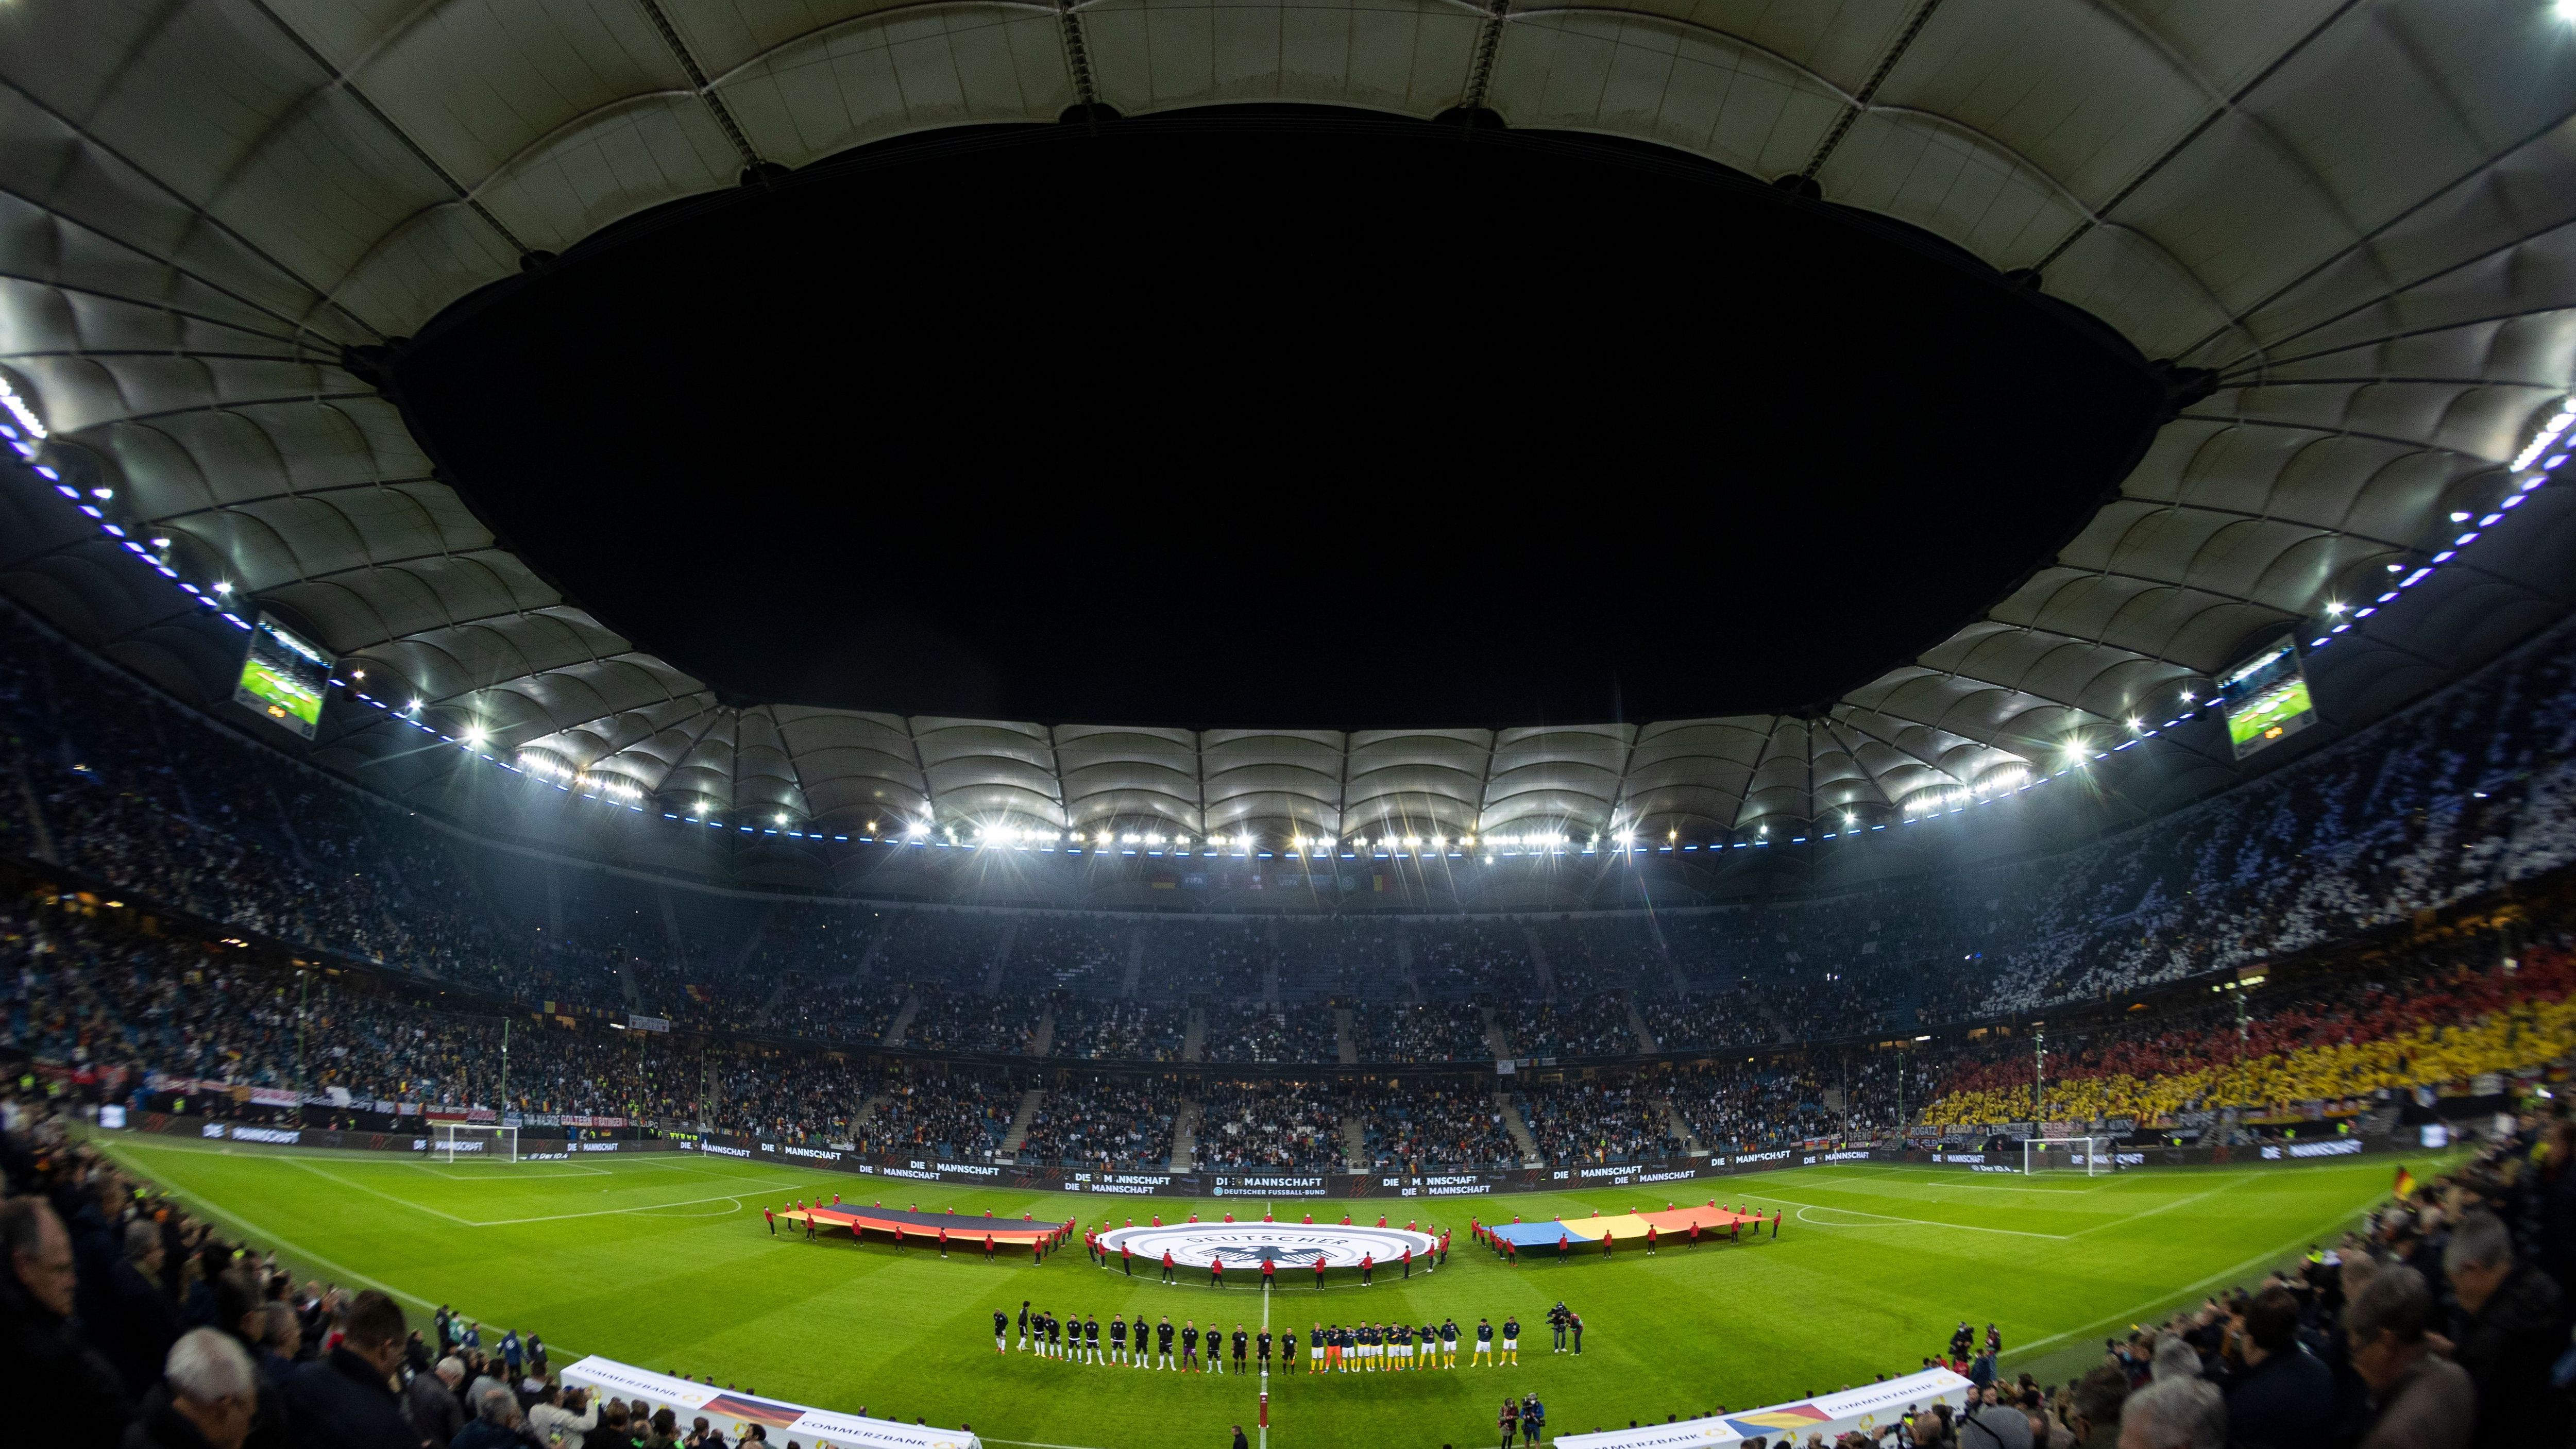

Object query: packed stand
[1348,1080,1521,1169]
[1013,1077,1177,1168]
[1191,1079,1348,1170]
[1201,1003,1341,1064]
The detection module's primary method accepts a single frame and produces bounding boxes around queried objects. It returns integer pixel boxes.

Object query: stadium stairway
[1522,925,1559,1000]
[879,992,922,1047]
[1338,1116,1366,1170]
[1482,1007,1514,1060]
[1120,929,1145,998]
[1395,930,1422,1003]
[1333,1007,1359,1064]
[1181,1007,1206,1062]
[851,1093,889,1136]
[1662,1099,1704,1156]
[1026,1008,1055,1057]
[981,923,1017,995]
[1170,1100,1201,1172]
[1626,996,1659,1053]
[998,1088,1046,1155]
[1498,1093,1543,1167]
[11,761,58,862]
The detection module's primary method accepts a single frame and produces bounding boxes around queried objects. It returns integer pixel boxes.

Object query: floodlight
[462,726,485,747]
[2324,600,2346,615]
[213,580,233,595]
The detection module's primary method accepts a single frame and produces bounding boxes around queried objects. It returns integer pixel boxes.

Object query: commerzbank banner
[1555,1367,1974,1449]
[560,1357,975,1449]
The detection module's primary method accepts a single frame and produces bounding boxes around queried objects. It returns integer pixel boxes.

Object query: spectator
[2344,1267,2473,1449]
[0,1195,129,1433]
[2111,1377,2222,1449]
[528,1381,600,1449]
[407,1356,467,1448]
[2213,1288,2334,1449]
[2146,1337,2198,1383]
[102,1218,190,1398]
[2066,1364,2127,1449]
[2439,1210,2569,1442]
[280,1288,416,1449]
[1959,1389,2035,1449]
[452,1387,526,1449]
[125,1328,261,1449]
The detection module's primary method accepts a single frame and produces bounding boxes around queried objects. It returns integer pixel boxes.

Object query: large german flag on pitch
[781,1203,1062,1245]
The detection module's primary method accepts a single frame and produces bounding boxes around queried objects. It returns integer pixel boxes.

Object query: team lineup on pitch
[84,1133,2441,1448]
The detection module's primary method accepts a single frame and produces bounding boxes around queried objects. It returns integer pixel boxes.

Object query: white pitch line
[2062,1180,2243,1240]
[468,1182,807,1226]
[1801,1165,2122,1194]
[288,1159,481,1226]
[1739,1193,2072,1240]
[2004,1201,2378,1359]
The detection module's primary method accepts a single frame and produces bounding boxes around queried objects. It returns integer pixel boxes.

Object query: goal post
[2023,1136,2115,1176]
[430,1122,518,1164]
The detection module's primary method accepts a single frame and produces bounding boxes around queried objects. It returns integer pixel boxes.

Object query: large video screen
[2217,639,2315,760]
[233,613,335,739]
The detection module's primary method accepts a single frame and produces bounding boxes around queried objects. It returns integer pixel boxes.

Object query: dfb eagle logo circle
[1096,1223,1436,1270]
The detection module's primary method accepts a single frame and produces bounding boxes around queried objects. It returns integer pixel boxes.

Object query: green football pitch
[92,1135,2435,1449]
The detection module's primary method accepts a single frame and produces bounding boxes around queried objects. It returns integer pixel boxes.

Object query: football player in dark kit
[1109,1312,1128,1364]
[1155,1316,1176,1370]
[993,1308,1008,1354]
[1180,1320,1200,1372]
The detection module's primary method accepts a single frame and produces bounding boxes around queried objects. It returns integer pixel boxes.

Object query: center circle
[1097,1223,1437,1270]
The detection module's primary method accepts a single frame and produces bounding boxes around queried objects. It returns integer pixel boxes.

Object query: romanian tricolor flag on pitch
[2393,1165,2417,1200]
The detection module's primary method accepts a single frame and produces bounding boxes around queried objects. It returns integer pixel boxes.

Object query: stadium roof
[5,0,2574,847]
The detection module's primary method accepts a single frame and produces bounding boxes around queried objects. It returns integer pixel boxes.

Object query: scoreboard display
[233,613,334,738]
[2218,638,2315,760]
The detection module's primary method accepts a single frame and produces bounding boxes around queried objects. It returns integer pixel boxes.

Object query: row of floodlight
[6,375,2564,858]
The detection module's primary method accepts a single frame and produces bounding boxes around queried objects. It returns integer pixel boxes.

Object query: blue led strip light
[4,381,2563,858]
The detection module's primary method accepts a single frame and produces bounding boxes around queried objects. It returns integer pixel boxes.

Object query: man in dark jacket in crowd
[281,1288,416,1449]
[0,1195,130,1436]
[123,1328,261,1449]
[2442,1210,2570,1443]
[103,1218,190,1397]
[407,1355,468,1448]
[452,1386,528,1449]
[2213,1287,2335,1449]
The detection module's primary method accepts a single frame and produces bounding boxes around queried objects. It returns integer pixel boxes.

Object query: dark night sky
[396,107,2165,730]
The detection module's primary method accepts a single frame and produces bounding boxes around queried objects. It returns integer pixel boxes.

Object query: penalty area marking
[1744,1198,2071,1240]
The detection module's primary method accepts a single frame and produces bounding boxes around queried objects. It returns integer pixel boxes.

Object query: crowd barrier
[100,1111,2403,1189]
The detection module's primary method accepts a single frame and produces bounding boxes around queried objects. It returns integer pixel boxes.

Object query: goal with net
[430,1122,518,1164]
[2022,1136,2116,1175]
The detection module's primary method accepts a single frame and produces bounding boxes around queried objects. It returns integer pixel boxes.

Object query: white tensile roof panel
[4,0,2570,839]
